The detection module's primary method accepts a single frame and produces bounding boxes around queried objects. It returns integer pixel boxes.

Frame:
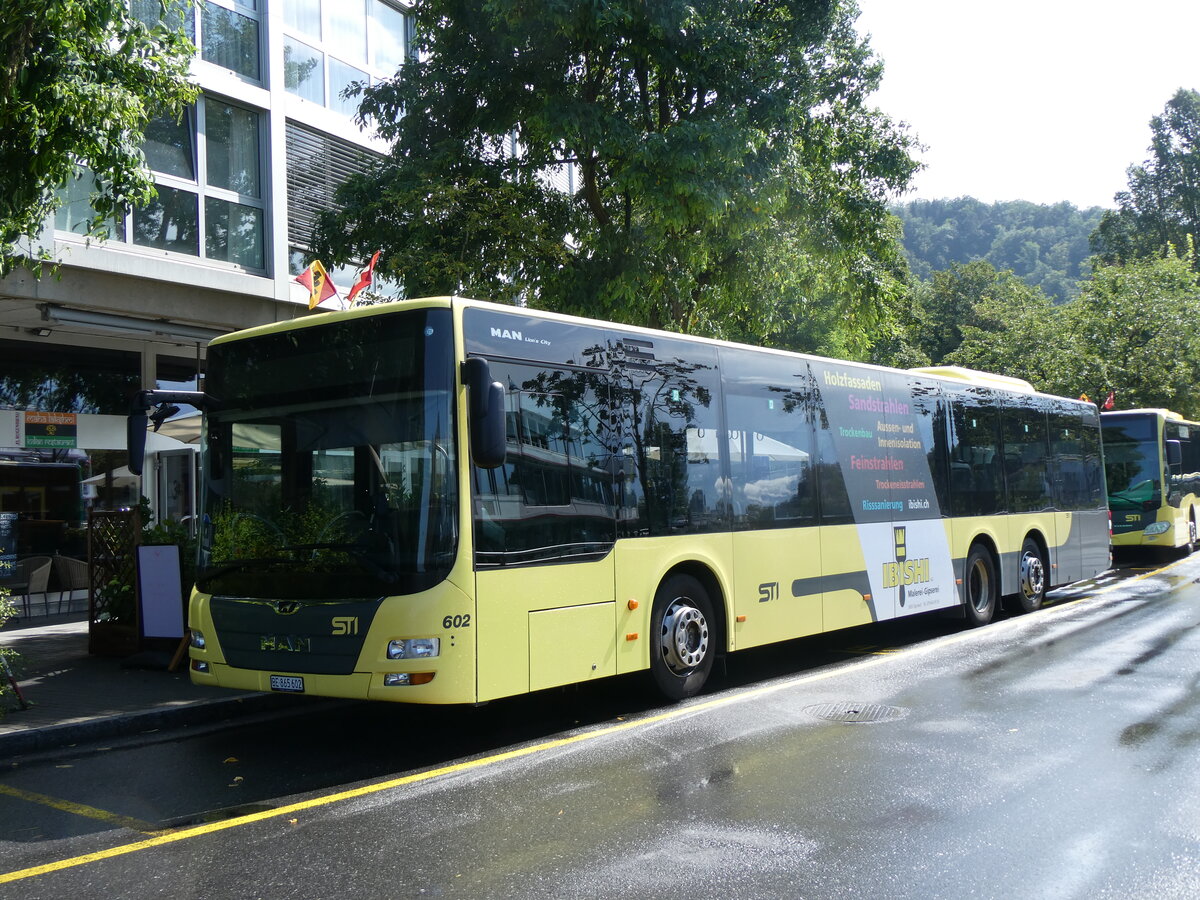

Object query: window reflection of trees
[0,343,140,415]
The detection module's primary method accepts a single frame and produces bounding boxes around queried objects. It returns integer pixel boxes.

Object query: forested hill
[892,198,1107,302]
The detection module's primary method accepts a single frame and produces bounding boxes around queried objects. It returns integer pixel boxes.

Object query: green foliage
[1091,89,1200,270]
[901,251,1200,419]
[898,261,1056,368]
[94,577,136,624]
[313,0,917,347]
[0,586,20,716]
[893,198,1105,303]
[1062,244,1200,417]
[0,0,197,275]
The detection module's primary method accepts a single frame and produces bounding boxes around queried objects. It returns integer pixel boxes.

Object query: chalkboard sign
[0,512,17,584]
[137,545,185,639]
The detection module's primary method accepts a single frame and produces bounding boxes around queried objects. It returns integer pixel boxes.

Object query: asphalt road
[3,554,1200,898]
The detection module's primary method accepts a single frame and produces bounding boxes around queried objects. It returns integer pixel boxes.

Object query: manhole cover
[804,701,909,724]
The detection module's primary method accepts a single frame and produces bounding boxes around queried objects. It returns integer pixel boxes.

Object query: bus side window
[1050,412,1086,508]
[1002,406,1052,512]
[948,390,1003,516]
[723,391,815,530]
[1080,419,1105,508]
[471,362,616,565]
[814,404,853,525]
[621,337,723,536]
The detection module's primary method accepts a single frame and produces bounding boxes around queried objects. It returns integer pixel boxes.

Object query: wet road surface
[3,555,1200,898]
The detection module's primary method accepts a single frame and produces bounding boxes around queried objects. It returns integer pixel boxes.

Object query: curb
[0,691,314,759]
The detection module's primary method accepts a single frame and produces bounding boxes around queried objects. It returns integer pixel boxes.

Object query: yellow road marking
[0,557,1188,885]
[0,785,164,836]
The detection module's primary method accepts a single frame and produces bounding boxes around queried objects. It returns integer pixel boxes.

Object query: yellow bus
[1102,408,1200,555]
[128,297,1111,702]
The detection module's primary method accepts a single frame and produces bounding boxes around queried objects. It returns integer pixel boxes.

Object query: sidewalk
[0,613,311,758]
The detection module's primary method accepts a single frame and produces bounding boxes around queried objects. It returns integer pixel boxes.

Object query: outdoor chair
[14,556,53,617]
[52,555,90,614]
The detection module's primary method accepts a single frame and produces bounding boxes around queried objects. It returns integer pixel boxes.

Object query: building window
[142,97,266,268]
[56,96,268,273]
[282,0,410,116]
[134,0,261,85]
[54,171,124,239]
[0,340,140,415]
[285,120,377,251]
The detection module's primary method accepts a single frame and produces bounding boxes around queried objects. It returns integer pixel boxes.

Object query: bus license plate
[270,675,305,693]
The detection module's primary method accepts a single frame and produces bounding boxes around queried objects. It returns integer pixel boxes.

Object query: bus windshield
[1101,416,1160,510]
[197,307,458,600]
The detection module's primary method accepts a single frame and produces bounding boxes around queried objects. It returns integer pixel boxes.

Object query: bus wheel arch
[647,565,725,702]
[962,540,999,627]
[1005,533,1048,615]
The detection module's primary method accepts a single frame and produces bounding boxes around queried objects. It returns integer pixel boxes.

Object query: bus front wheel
[963,544,997,627]
[649,574,716,701]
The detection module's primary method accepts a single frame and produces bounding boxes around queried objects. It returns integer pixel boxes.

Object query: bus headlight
[1144,521,1170,536]
[387,638,440,660]
[190,630,206,649]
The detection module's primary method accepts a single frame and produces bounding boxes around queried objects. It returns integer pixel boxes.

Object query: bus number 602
[443,614,471,629]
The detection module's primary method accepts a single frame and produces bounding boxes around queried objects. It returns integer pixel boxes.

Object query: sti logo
[491,327,523,342]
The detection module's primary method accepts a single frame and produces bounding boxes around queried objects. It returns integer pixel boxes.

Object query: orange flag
[295,261,338,310]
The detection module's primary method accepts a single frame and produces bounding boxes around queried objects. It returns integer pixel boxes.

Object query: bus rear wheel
[963,544,997,627]
[649,574,716,702]
[1006,538,1046,615]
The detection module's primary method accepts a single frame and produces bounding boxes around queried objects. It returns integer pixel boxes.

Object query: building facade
[0,0,409,560]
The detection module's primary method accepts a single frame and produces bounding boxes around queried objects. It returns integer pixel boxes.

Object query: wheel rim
[968,558,991,613]
[1020,550,1045,603]
[1190,520,1197,545]
[660,597,710,674]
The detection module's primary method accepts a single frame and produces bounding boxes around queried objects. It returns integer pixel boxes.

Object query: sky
[854,1,1200,210]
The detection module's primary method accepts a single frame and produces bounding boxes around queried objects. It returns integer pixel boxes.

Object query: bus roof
[1101,408,1196,425]
[215,296,1086,407]
[908,365,1036,394]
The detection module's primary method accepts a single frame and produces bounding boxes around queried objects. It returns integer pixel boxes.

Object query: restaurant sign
[24,411,78,448]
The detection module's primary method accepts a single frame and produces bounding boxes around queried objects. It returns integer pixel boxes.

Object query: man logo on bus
[882,525,931,603]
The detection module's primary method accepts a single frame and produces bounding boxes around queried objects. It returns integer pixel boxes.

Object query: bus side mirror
[463,357,506,469]
[127,389,215,476]
[1166,439,1183,471]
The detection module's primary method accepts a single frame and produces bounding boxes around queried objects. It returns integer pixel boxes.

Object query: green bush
[0,587,23,716]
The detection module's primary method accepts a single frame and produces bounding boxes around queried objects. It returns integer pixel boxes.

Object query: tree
[314,0,917,343]
[0,0,197,276]
[1091,88,1200,269]
[903,261,1056,366]
[944,273,1072,394]
[895,198,1104,302]
[1061,243,1200,418]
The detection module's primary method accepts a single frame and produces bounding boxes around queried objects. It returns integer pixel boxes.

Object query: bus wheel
[1187,516,1197,554]
[1006,538,1046,615]
[649,574,716,701]
[963,544,997,627]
